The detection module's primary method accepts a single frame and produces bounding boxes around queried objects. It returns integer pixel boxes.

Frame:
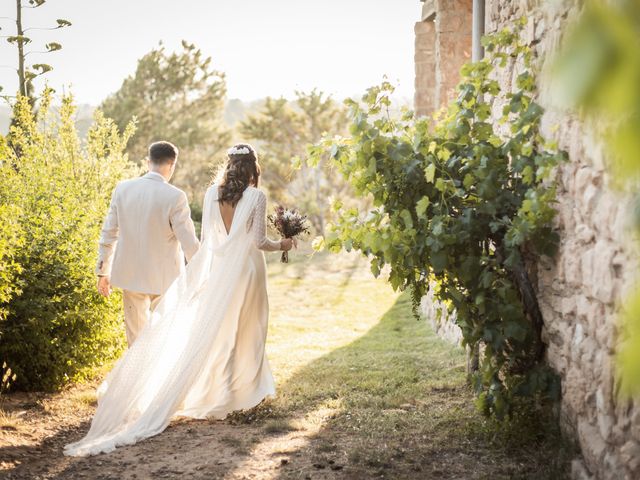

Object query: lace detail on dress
[248,190,281,252]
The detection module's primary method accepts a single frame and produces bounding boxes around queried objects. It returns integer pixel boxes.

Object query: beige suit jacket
[96,172,200,295]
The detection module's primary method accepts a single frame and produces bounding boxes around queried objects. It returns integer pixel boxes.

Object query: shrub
[0,90,138,391]
[309,22,565,418]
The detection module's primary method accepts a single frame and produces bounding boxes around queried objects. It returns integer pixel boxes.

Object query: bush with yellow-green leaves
[0,90,137,391]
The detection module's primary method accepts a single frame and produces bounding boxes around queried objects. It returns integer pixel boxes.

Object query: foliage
[309,23,565,418]
[0,90,138,391]
[1,0,71,99]
[553,0,640,395]
[1,362,17,399]
[552,0,640,182]
[101,41,230,203]
[0,204,24,324]
[240,90,351,233]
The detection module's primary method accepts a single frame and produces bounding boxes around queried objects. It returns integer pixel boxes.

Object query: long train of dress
[64,186,279,457]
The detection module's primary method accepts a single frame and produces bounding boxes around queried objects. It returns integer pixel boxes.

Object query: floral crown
[227,145,252,156]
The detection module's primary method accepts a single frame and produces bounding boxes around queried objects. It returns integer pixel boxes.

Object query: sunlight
[266,252,401,384]
[224,404,341,479]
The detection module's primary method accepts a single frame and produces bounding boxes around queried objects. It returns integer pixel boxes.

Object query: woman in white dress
[64,144,293,457]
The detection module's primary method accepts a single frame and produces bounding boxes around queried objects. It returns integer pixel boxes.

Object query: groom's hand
[97,276,112,297]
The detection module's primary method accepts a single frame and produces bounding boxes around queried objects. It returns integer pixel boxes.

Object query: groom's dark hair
[148,141,179,165]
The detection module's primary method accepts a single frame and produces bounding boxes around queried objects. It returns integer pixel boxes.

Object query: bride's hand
[280,238,294,251]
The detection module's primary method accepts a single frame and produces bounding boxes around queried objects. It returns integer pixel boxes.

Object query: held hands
[97,276,112,298]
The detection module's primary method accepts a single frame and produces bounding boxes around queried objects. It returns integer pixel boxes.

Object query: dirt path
[0,251,571,479]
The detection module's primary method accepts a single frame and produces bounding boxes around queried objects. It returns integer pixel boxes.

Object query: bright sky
[0,0,421,105]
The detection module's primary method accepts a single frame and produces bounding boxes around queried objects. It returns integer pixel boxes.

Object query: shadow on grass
[1,289,573,480]
[232,293,573,480]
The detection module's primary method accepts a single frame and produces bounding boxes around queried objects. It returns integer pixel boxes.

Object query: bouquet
[267,205,310,263]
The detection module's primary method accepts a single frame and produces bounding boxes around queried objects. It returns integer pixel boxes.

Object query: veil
[64,187,263,456]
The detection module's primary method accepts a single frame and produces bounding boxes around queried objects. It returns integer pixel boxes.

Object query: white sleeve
[251,191,281,252]
[200,187,214,243]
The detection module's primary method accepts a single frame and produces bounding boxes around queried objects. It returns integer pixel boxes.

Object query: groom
[96,141,200,346]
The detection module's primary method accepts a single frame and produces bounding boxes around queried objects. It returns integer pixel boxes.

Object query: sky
[0,0,421,106]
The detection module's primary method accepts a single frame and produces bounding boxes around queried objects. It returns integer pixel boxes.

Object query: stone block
[565,368,587,414]
[539,298,555,324]
[612,198,632,241]
[592,192,618,239]
[580,184,600,219]
[573,322,584,348]
[580,247,595,288]
[595,321,614,354]
[561,161,579,195]
[620,440,640,474]
[592,240,616,304]
[575,167,595,194]
[579,337,597,370]
[596,410,614,442]
[562,295,577,316]
[602,451,625,480]
[567,123,586,163]
[577,418,607,472]
[630,409,640,443]
[558,196,577,232]
[571,458,595,480]
[576,295,591,321]
[576,224,595,244]
[547,343,568,373]
[558,248,578,288]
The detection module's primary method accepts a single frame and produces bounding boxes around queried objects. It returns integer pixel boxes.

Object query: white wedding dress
[64,185,280,457]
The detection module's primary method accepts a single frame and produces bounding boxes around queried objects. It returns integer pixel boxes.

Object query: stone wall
[415,1,640,479]
[433,0,473,108]
[414,0,472,116]
[414,19,436,116]
[420,287,463,345]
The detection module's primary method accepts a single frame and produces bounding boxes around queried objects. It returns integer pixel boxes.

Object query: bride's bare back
[217,187,236,235]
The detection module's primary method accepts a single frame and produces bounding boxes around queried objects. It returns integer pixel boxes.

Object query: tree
[0,90,138,391]
[0,0,71,101]
[101,41,230,203]
[240,90,350,233]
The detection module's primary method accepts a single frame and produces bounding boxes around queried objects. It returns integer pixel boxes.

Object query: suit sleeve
[170,191,200,262]
[96,185,120,276]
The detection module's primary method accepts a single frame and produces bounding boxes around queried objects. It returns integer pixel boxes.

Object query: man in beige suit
[96,141,200,346]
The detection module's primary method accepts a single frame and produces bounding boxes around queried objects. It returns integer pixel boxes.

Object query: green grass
[236,249,574,479]
[0,248,573,479]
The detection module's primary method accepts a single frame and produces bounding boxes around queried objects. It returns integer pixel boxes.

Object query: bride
[64,144,293,457]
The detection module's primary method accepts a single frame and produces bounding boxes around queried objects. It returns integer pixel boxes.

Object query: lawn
[0,249,572,479]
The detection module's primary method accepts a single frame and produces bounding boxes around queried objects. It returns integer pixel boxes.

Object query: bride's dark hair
[217,143,261,207]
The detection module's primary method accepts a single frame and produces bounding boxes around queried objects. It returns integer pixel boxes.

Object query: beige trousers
[122,290,160,346]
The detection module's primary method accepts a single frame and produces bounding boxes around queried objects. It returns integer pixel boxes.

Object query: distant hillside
[224,98,265,130]
[1,99,265,135]
[0,96,413,138]
[0,104,95,137]
[0,106,10,134]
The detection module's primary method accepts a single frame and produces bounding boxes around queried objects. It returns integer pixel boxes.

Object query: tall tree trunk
[16,0,26,98]
[510,254,546,366]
